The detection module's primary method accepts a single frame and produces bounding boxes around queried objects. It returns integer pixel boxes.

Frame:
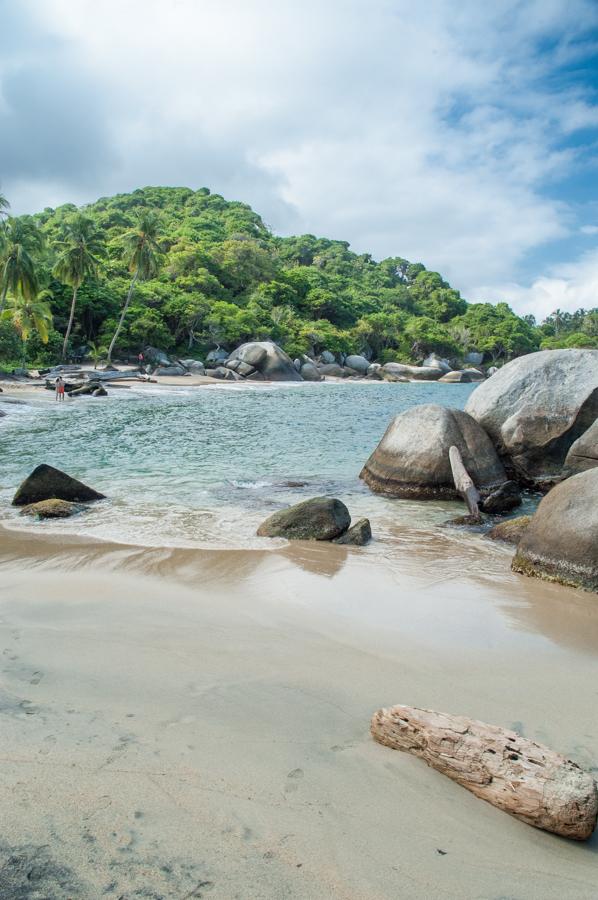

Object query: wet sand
[0,525,597,899]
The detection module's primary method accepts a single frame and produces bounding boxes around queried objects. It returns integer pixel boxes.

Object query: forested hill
[2,184,596,366]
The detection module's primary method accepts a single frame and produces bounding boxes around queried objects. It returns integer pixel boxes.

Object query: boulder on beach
[227,341,302,382]
[318,363,346,377]
[257,496,351,541]
[423,354,452,373]
[487,515,532,545]
[12,464,106,506]
[512,468,598,592]
[92,386,108,397]
[320,350,336,365]
[226,358,255,377]
[334,517,372,545]
[465,349,598,487]
[563,420,598,476]
[344,354,370,375]
[178,359,206,374]
[20,498,84,519]
[381,362,442,381]
[154,365,188,376]
[380,369,409,383]
[439,370,474,383]
[300,362,323,381]
[360,404,507,499]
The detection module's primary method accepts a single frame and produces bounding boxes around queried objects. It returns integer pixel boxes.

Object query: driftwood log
[371,705,598,840]
[449,445,481,519]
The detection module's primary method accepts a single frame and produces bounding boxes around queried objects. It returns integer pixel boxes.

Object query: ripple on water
[1,380,497,555]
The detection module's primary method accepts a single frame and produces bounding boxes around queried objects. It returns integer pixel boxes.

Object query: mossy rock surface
[20,499,84,519]
[334,518,372,545]
[511,469,598,592]
[487,515,532,545]
[257,496,350,541]
[12,464,105,506]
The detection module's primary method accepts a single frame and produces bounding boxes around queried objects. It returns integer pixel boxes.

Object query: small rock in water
[334,518,372,545]
[481,480,521,513]
[12,464,106,506]
[445,514,484,528]
[257,496,351,541]
[487,515,532,545]
[20,499,84,519]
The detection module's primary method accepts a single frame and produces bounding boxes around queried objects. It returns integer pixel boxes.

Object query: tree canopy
[0,184,596,368]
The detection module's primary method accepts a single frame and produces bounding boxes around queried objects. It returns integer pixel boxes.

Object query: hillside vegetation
[1,185,596,367]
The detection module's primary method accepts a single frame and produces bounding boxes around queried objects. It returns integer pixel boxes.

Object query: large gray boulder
[227,341,302,382]
[512,468,598,592]
[320,350,336,365]
[319,363,346,377]
[13,464,105,506]
[381,363,443,381]
[360,404,507,499]
[423,354,452,373]
[300,362,323,381]
[439,370,475,383]
[465,349,598,487]
[563,420,598,476]
[344,355,370,375]
[257,497,351,540]
[178,359,206,374]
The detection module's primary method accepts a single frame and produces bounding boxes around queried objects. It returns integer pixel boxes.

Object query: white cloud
[475,248,598,321]
[1,0,597,315]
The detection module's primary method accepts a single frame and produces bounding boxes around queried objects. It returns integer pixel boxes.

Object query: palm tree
[1,290,53,364]
[0,217,44,317]
[0,191,9,219]
[53,213,103,360]
[107,210,162,363]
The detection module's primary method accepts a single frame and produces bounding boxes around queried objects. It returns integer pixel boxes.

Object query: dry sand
[0,524,597,899]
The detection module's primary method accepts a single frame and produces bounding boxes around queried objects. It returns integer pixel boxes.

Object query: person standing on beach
[55,376,65,402]
[138,351,145,372]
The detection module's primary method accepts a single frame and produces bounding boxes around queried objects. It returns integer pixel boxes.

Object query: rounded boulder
[360,404,507,499]
[512,468,598,592]
[465,349,598,487]
[257,497,351,541]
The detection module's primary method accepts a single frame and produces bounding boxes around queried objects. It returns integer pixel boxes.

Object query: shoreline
[1,522,597,898]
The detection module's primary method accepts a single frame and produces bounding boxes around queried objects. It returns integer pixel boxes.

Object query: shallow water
[1,381,530,551]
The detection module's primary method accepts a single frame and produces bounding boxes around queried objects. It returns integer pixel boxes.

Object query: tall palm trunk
[62,284,79,360]
[0,280,7,317]
[107,270,138,362]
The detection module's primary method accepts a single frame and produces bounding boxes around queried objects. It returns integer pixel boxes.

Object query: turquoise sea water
[1,381,491,548]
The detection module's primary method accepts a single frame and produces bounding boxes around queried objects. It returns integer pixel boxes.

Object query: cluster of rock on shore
[123,342,493,383]
[360,348,598,592]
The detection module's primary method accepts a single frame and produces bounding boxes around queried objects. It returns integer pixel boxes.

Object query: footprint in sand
[30,671,43,685]
[285,768,304,793]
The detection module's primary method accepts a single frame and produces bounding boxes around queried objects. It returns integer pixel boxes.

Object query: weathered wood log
[449,445,481,520]
[371,704,598,840]
[68,382,101,397]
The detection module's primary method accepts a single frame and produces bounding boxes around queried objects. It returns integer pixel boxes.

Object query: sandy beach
[1,522,597,899]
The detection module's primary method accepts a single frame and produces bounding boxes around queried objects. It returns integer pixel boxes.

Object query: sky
[1,0,597,322]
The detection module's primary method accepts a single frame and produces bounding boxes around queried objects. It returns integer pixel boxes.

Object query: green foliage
[0,184,594,368]
[0,216,44,311]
